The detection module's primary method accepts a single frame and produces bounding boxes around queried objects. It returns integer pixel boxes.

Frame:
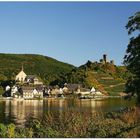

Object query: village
[2,65,106,100]
[1,54,119,100]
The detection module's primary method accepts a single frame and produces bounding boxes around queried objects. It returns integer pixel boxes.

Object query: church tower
[15,65,27,82]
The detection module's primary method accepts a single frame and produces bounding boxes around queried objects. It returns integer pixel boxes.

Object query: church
[15,66,27,82]
[15,66,43,85]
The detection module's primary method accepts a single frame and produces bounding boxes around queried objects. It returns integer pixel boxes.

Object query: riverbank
[0,94,127,101]
[0,106,139,138]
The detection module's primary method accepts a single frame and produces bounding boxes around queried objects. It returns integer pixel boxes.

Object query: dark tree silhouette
[124,11,140,102]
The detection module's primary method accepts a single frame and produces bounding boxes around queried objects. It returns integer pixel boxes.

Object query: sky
[0,2,140,66]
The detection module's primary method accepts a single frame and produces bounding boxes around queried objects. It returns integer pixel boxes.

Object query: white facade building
[15,67,43,85]
[22,87,43,99]
[15,70,27,82]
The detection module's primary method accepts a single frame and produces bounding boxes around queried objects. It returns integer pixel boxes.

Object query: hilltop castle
[99,54,114,65]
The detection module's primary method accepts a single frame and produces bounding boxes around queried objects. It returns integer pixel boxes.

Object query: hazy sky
[0,2,140,66]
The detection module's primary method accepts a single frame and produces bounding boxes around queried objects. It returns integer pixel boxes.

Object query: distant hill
[55,60,131,96]
[0,53,75,85]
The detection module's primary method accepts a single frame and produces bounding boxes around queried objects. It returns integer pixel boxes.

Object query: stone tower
[103,54,107,63]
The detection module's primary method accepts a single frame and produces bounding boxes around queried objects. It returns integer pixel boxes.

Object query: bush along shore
[0,106,140,138]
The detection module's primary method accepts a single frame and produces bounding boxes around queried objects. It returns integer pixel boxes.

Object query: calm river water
[0,98,136,127]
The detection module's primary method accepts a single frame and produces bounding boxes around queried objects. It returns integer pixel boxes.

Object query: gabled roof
[22,86,34,90]
[22,86,43,91]
[67,84,82,91]
[16,70,27,77]
[80,88,90,92]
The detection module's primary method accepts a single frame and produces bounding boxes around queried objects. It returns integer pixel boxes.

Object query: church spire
[21,64,24,71]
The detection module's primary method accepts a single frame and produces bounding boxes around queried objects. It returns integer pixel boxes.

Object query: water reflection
[76,99,105,113]
[5,100,10,118]
[0,98,136,127]
[4,100,43,126]
[46,99,67,116]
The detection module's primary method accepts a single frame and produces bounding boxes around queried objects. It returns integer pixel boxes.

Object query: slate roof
[22,86,43,92]
[67,84,83,91]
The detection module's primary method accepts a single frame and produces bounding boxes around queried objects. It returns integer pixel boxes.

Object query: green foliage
[27,128,33,138]
[0,86,4,95]
[7,124,16,138]
[26,119,46,138]
[15,127,27,138]
[88,118,129,138]
[124,11,140,102]
[0,53,74,85]
[0,123,7,138]
[0,74,7,81]
[0,108,140,138]
[59,61,128,95]
[46,127,60,138]
[66,69,87,85]
[105,84,125,96]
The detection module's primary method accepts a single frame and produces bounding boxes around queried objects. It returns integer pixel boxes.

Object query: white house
[11,86,18,97]
[26,75,43,85]
[5,85,10,91]
[22,86,43,99]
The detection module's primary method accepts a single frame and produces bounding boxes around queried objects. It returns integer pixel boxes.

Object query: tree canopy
[124,11,140,102]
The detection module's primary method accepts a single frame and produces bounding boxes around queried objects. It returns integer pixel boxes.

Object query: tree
[124,11,140,102]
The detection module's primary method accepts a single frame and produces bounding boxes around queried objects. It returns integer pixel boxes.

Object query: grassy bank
[0,107,140,138]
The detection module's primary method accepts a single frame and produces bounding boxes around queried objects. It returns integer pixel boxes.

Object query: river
[0,98,136,127]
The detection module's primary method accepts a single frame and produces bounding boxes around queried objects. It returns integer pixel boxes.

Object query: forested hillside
[54,60,131,95]
[0,53,75,85]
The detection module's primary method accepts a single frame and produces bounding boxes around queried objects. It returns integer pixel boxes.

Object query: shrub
[26,128,33,138]
[26,119,45,137]
[7,124,16,138]
[0,107,140,138]
[0,124,7,138]
[46,127,60,138]
[88,118,129,138]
